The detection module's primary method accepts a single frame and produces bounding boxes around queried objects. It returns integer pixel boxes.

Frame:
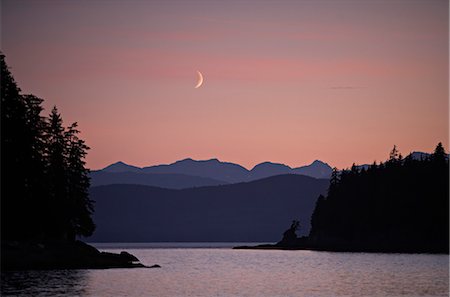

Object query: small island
[1,53,156,270]
[235,144,449,254]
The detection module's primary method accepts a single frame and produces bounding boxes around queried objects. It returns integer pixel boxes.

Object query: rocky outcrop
[1,240,159,270]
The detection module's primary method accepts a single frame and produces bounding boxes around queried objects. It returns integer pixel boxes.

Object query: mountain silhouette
[102,161,142,173]
[88,174,329,242]
[292,160,333,179]
[249,162,292,180]
[142,158,250,183]
[92,158,332,188]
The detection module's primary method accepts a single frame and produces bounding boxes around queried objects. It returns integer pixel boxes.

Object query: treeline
[1,53,94,242]
[309,144,449,253]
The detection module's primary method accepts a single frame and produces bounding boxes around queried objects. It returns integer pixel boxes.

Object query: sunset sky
[2,0,448,170]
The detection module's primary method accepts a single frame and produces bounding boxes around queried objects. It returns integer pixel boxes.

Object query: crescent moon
[195,71,204,88]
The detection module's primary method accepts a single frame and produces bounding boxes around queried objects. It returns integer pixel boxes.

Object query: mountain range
[90,158,333,189]
[87,151,438,242]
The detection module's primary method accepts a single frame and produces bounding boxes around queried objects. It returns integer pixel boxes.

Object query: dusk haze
[1,1,448,296]
[2,0,448,170]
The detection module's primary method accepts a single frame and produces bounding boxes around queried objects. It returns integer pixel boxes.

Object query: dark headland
[235,145,449,255]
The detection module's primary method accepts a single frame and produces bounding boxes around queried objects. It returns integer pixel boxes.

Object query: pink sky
[2,0,448,170]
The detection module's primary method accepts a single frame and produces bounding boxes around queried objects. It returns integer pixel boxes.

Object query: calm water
[2,243,449,297]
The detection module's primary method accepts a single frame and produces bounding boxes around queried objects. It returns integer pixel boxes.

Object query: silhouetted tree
[432,142,447,163]
[65,123,95,238]
[45,108,95,240]
[46,107,70,239]
[328,167,340,195]
[278,220,300,246]
[389,145,399,161]
[22,94,50,239]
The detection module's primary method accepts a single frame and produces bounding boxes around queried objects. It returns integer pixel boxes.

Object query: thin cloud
[329,86,368,90]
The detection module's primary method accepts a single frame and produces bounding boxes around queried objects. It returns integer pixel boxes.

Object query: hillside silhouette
[89,174,329,242]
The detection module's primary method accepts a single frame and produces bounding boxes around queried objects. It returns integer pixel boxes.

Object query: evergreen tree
[65,123,95,239]
[432,142,447,163]
[328,167,340,195]
[389,145,399,160]
[22,94,50,239]
[388,145,399,163]
[46,107,69,239]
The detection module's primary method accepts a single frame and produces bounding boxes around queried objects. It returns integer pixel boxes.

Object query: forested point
[1,53,95,242]
[308,144,449,253]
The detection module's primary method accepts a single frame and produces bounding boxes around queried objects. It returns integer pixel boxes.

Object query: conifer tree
[389,145,399,162]
[328,167,340,195]
[22,94,49,239]
[66,123,95,239]
[432,142,447,163]
[46,107,69,239]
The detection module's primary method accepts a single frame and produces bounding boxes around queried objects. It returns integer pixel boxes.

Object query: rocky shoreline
[1,240,160,270]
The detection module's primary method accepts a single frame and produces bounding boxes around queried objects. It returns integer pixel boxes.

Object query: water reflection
[1,249,448,297]
[1,269,87,296]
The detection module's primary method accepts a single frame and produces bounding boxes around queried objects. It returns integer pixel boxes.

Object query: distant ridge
[89,174,329,242]
[91,158,333,189]
[90,171,227,189]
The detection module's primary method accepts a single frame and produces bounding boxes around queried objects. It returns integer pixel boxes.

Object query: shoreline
[233,243,450,254]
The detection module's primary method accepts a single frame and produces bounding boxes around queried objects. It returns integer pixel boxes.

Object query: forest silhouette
[272,144,449,253]
[1,53,94,242]
[235,145,449,254]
